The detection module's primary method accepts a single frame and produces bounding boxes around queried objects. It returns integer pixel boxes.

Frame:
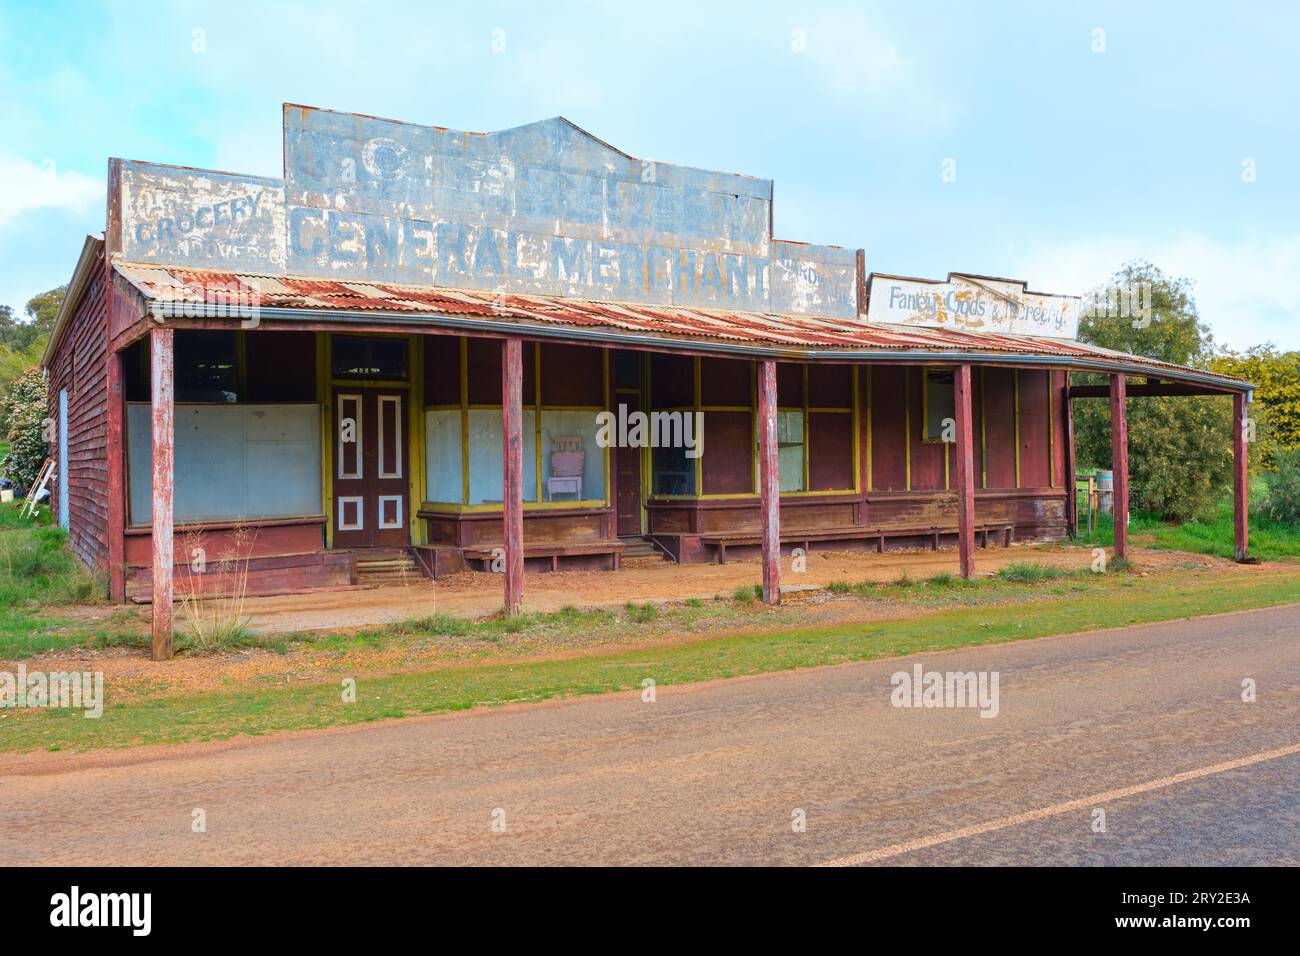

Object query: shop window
[777,411,805,492]
[332,336,408,380]
[924,369,956,442]
[652,444,693,496]
[176,331,238,402]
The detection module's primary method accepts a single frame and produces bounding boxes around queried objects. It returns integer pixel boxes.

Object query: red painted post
[502,337,525,614]
[1233,392,1249,562]
[1063,378,1077,536]
[105,345,126,602]
[757,359,780,604]
[954,364,976,579]
[150,325,174,660]
[1109,374,1129,560]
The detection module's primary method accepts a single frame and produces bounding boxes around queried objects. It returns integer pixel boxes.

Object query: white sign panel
[868,274,1080,339]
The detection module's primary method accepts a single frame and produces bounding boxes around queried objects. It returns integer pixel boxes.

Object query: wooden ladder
[20,458,55,519]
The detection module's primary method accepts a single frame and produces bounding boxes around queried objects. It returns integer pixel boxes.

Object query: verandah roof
[111,260,1250,394]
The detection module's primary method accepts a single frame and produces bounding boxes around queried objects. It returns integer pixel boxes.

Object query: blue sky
[1,0,1296,349]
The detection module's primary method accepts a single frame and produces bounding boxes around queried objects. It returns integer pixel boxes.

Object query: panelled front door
[333,387,409,548]
[614,392,645,535]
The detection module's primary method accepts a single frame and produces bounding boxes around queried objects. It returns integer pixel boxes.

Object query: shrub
[1,366,48,494]
[1260,449,1300,524]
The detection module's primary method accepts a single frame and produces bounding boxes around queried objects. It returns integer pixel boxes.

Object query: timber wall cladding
[46,267,110,571]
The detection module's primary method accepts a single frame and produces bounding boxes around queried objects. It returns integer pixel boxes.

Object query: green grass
[1073,502,1300,562]
[6,567,1300,753]
[0,504,104,608]
[995,561,1070,583]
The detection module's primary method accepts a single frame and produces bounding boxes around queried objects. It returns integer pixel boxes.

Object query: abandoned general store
[41,105,1253,658]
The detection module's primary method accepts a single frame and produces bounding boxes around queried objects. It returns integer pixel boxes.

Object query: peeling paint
[112,105,859,318]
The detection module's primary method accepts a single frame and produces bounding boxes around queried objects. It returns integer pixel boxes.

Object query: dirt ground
[5,543,1251,704]
[238,541,1221,633]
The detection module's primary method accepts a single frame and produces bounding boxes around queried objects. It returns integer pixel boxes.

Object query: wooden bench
[462,540,626,571]
[699,523,1015,564]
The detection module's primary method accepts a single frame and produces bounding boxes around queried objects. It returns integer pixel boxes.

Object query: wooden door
[615,394,643,535]
[333,387,409,549]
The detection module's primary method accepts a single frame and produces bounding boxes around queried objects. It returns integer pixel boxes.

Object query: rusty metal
[150,326,175,660]
[1110,374,1129,561]
[757,360,780,605]
[502,338,525,614]
[954,364,976,579]
[113,262,1251,392]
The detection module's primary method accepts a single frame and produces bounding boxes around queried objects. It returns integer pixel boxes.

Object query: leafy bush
[1074,262,1236,522]
[1,366,48,493]
[1261,449,1300,524]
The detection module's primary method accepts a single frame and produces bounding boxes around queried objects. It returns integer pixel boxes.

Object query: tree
[1,366,49,493]
[1073,261,1234,522]
[0,285,65,353]
[0,286,64,431]
[1208,345,1300,467]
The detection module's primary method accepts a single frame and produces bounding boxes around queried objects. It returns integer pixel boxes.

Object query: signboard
[867,273,1081,339]
[113,106,858,319]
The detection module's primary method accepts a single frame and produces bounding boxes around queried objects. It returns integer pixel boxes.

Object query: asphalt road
[3,604,1298,866]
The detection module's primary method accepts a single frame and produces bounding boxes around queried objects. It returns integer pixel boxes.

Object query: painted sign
[115,106,858,319]
[866,273,1081,339]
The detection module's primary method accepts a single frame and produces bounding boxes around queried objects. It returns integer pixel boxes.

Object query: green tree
[1,366,49,492]
[1073,261,1234,522]
[1208,345,1300,466]
[0,286,64,430]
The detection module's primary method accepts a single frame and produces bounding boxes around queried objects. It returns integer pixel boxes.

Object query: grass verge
[5,567,1298,754]
[1074,503,1300,562]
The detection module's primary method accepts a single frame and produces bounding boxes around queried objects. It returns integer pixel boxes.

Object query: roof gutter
[151,302,1255,395]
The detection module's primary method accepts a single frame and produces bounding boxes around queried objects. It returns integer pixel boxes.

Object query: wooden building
[40,106,1252,659]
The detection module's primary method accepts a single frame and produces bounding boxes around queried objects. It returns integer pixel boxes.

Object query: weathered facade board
[867,273,1081,339]
[114,106,858,318]
[42,103,1254,636]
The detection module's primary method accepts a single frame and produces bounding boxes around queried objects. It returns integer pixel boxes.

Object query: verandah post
[502,337,525,614]
[1233,391,1250,562]
[757,359,780,604]
[1109,373,1129,560]
[954,364,976,579]
[150,325,174,660]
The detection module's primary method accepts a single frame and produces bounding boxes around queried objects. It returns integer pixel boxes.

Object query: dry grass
[176,526,258,653]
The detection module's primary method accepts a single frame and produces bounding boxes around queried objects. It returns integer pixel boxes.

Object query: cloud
[0,155,103,227]
[790,10,950,125]
[1013,235,1300,351]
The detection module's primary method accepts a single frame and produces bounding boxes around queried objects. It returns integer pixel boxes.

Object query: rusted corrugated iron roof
[113,260,1249,391]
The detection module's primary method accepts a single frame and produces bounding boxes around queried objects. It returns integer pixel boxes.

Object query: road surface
[3,604,1298,865]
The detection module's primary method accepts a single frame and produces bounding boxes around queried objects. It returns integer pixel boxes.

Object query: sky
[0,0,1297,350]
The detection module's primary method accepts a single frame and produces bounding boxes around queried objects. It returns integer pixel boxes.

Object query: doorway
[332,387,409,549]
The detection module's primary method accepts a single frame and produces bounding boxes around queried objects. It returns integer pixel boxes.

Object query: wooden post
[1233,392,1249,562]
[954,364,976,579]
[105,345,126,602]
[1063,377,1076,537]
[502,337,525,614]
[150,325,174,660]
[1109,373,1128,560]
[757,359,780,604]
